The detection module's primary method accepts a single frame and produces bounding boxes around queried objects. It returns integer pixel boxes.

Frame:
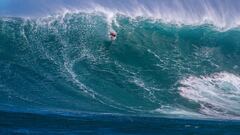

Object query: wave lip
[2,0,240,30]
[179,72,240,119]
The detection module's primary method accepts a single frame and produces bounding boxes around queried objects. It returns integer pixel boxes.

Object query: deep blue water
[1,0,240,134]
[1,110,240,135]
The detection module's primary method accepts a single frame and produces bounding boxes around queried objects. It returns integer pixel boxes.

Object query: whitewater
[1,0,240,134]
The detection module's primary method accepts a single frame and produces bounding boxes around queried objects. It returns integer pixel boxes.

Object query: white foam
[52,0,240,30]
[3,0,240,30]
[179,72,240,119]
[153,105,203,118]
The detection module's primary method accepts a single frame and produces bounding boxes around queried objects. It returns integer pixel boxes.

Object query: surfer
[110,32,117,41]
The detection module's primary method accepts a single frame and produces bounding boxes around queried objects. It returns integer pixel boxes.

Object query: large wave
[0,11,240,120]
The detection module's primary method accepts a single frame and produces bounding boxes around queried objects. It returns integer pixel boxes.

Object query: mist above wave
[1,0,240,30]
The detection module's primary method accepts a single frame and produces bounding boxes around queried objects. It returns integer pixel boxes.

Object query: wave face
[1,12,240,121]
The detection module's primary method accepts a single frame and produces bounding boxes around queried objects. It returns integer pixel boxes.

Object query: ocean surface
[1,0,240,134]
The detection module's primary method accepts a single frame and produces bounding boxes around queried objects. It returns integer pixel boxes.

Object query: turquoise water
[1,12,240,134]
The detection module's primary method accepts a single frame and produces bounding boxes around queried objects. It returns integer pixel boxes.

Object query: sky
[0,0,239,17]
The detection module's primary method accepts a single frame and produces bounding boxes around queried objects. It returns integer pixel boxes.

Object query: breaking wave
[0,11,240,120]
